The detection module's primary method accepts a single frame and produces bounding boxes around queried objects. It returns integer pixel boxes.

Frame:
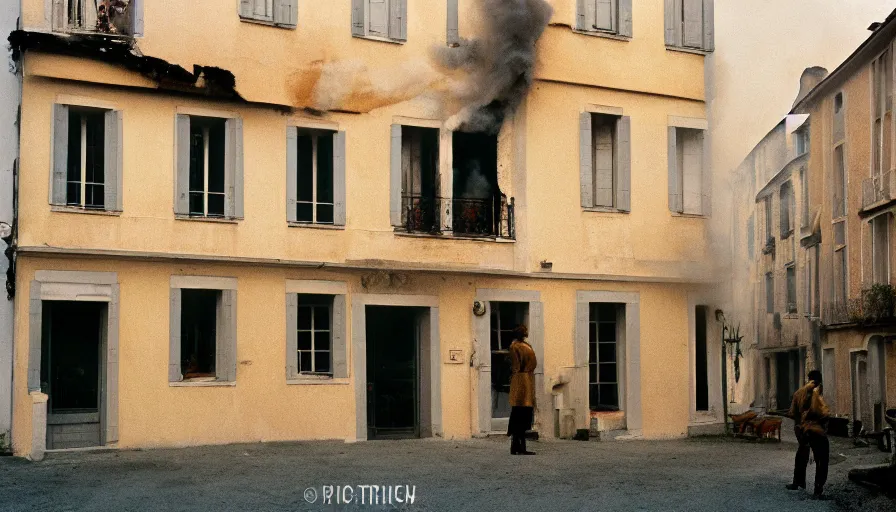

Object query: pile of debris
[848,408,896,497]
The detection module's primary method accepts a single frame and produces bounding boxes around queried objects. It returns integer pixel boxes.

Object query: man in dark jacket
[786,370,831,498]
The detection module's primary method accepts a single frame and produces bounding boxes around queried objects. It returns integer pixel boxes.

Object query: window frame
[588,302,624,412]
[785,264,797,314]
[285,280,348,383]
[239,0,297,29]
[54,0,144,37]
[765,272,775,314]
[779,181,794,239]
[575,0,633,40]
[352,0,407,43]
[581,109,631,213]
[286,124,345,227]
[296,294,334,376]
[871,214,891,286]
[664,0,714,54]
[871,49,892,178]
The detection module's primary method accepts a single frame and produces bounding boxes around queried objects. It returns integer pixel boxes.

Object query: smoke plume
[288,0,552,134]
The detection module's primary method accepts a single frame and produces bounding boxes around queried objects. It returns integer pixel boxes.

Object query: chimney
[792,67,829,110]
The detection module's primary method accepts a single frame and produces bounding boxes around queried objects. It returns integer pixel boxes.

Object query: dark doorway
[695,306,709,411]
[489,302,528,430]
[453,132,500,236]
[775,351,801,411]
[41,301,106,449]
[366,306,423,439]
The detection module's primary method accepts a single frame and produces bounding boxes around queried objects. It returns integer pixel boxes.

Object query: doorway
[40,301,106,450]
[852,351,871,429]
[774,350,802,412]
[489,302,529,432]
[366,306,425,440]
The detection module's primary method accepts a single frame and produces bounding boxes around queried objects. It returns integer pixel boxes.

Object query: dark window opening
[490,302,528,420]
[188,117,227,218]
[453,131,501,237]
[401,126,440,233]
[786,266,797,314]
[40,301,105,413]
[296,130,336,224]
[66,109,105,209]
[695,305,709,411]
[589,302,622,412]
[181,289,220,379]
[297,294,333,375]
[67,0,135,36]
[766,272,775,314]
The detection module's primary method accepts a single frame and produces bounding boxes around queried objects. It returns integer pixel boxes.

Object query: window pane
[66,182,81,206]
[599,363,617,383]
[588,322,596,343]
[314,331,330,352]
[297,202,313,223]
[598,322,615,343]
[589,384,598,409]
[314,351,331,373]
[208,121,226,193]
[189,193,204,216]
[317,132,334,203]
[316,204,334,224]
[189,125,205,192]
[588,342,597,364]
[207,193,225,217]
[596,303,616,321]
[84,112,105,185]
[588,363,597,383]
[313,306,330,330]
[599,384,619,409]
[85,184,104,209]
[297,331,312,351]
[180,289,219,378]
[297,306,312,330]
[299,351,312,373]
[490,329,500,351]
[598,342,616,363]
[297,135,314,203]
[67,111,82,184]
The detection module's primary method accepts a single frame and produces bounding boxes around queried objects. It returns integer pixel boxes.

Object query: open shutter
[239,0,253,18]
[286,127,298,222]
[368,0,388,37]
[169,288,182,382]
[668,127,682,213]
[447,0,459,46]
[595,0,615,32]
[389,0,407,41]
[332,295,348,378]
[615,116,632,212]
[351,0,365,36]
[226,118,245,219]
[594,120,614,208]
[575,301,589,369]
[132,0,144,36]
[105,285,120,444]
[104,110,123,211]
[28,282,42,391]
[275,0,297,27]
[51,0,65,31]
[175,114,190,215]
[474,299,492,434]
[575,0,586,30]
[833,96,845,143]
[334,131,347,226]
[700,130,711,217]
[390,124,402,226]
[618,0,633,38]
[579,112,594,208]
[285,293,298,379]
[682,0,704,49]
[702,0,714,52]
[52,104,69,206]
[219,290,238,382]
[663,0,678,46]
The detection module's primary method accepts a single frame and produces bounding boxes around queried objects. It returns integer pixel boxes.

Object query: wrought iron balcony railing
[401,194,515,239]
[862,170,896,211]
[402,194,443,234]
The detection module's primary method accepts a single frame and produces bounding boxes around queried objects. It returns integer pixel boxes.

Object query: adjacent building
[9,0,723,458]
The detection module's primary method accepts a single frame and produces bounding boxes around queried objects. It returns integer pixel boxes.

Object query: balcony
[861,170,896,213]
[401,195,515,240]
[57,1,138,37]
[823,284,896,327]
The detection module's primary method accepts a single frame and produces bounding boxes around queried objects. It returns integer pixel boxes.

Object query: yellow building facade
[10,0,722,458]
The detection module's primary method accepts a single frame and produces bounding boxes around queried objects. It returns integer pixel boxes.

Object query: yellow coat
[788,382,830,436]
[509,339,537,407]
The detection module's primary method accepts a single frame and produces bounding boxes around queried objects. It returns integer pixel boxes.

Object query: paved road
[0,435,892,511]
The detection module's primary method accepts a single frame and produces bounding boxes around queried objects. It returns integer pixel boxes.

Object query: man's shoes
[785,483,805,491]
[811,486,828,500]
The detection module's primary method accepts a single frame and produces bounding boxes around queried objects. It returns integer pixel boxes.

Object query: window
[169,277,237,384]
[399,126,440,231]
[801,167,810,228]
[765,272,774,314]
[351,0,407,42]
[54,0,144,36]
[694,306,709,411]
[833,220,847,304]
[296,295,333,375]
[872,214,890,285]
[239,0,297,28]
[668,126,709,216]
[51,104,122,212]
[287,127,346,226]
[285,284,347,381]
[764,197,773,243]
[576,0,633,38]
[832,144,847,218]
[447,0,459,46]
[589,303,622,411]
[786,265,797,314]
[664,0,714,52]
[779,181,793,238]
[872,50,892,177]
[580,113,632,211]
[746,214,754,259]
[794,126,809,157]
[175,114,243,220]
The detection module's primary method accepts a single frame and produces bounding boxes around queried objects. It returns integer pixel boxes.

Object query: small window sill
[175,215,241,224]
[666,45,712,56]
[352,34,405,45]
[51,205,121,216]
[239,16,296,30]
[169,379,236,388]
[53,28,138,40]
[287,377,350,386]
[671,212,708,219]
[572,29,631,42]
[287,222,345,230]
[583,206,629,214]
[393,230,515,243]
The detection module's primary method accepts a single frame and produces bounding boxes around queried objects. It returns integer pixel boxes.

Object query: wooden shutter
[275,0,297,27]
[352,0,365,36]
[285,293,298,379]
[575,301,589,369]
[474,299,492,434]
[286,126,298,222]
[618,0,633,38]
[105,285,120,444]
[175,114,190,215]
[702,0,714,51]
[700,130,711,217]
[239,0,253,18]
[52,104,69,206]
[226,118,244,219]
[389,0,407,41]
[132,0,144,36]
[833,95,845,143]
[594,119,614,208]
[668,127,682,212]
[664,0,679,46]
[575,0,587,30]
[51,0,65,31]
[682,0,704,49]
[104,110,123,211]
[27,282,42,391]
[595,0,615,32]
[390,124,402,226]
[447,0,459,46]
[332,295,348,379]
[219,290,238,382]
[579,112,594,208]
[168,288,182,382]
[334,131,347,226]
[369,0,388,37]
[615,116,632,212]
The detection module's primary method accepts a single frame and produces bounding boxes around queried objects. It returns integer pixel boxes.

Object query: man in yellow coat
[786,370,831,498]
[507,324,537,455]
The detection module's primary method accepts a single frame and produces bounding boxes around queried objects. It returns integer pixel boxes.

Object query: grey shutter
[239,0,253,18]
[595,0,614,32]
[219,290,238,382]
[664,0,678,46]
[702,0,714,51]
[390,124,402,226]
[574,300,589,369]
[474,300,492,434]
[286,126,298,222]
[52,104,69,206]
[668,127,682,212]
[104,110,123,211]
[275,0,297,27]
[168,288,182,382]
[105,285,120,444]
[447,0,459,46]
[334,131,347,226]
[682,0,703,49]
[27,282,42,391]
[579,112,594,208]
[175,114,190,215]
[332,295,348,379]
[132,0,144,36]
[833,96,845,143]
[51,0,65,30]
[390,0,407,41]
[226,118,245,219]
[615,116,632,212]
[575,0,586,30]
[351,0,365,36]
[286,293,298,379]
[618,0,633,38]
[700,129,711,217]
[594,121,614,207]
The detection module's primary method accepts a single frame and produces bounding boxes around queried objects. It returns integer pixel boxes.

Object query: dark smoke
[436,0,553,134]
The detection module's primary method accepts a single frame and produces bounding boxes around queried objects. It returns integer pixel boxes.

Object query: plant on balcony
[862,283,896,323]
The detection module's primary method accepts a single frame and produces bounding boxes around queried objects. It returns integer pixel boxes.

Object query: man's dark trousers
[793,430,830,490]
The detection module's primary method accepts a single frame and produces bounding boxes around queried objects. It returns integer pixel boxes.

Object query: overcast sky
[709,1,895,176]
